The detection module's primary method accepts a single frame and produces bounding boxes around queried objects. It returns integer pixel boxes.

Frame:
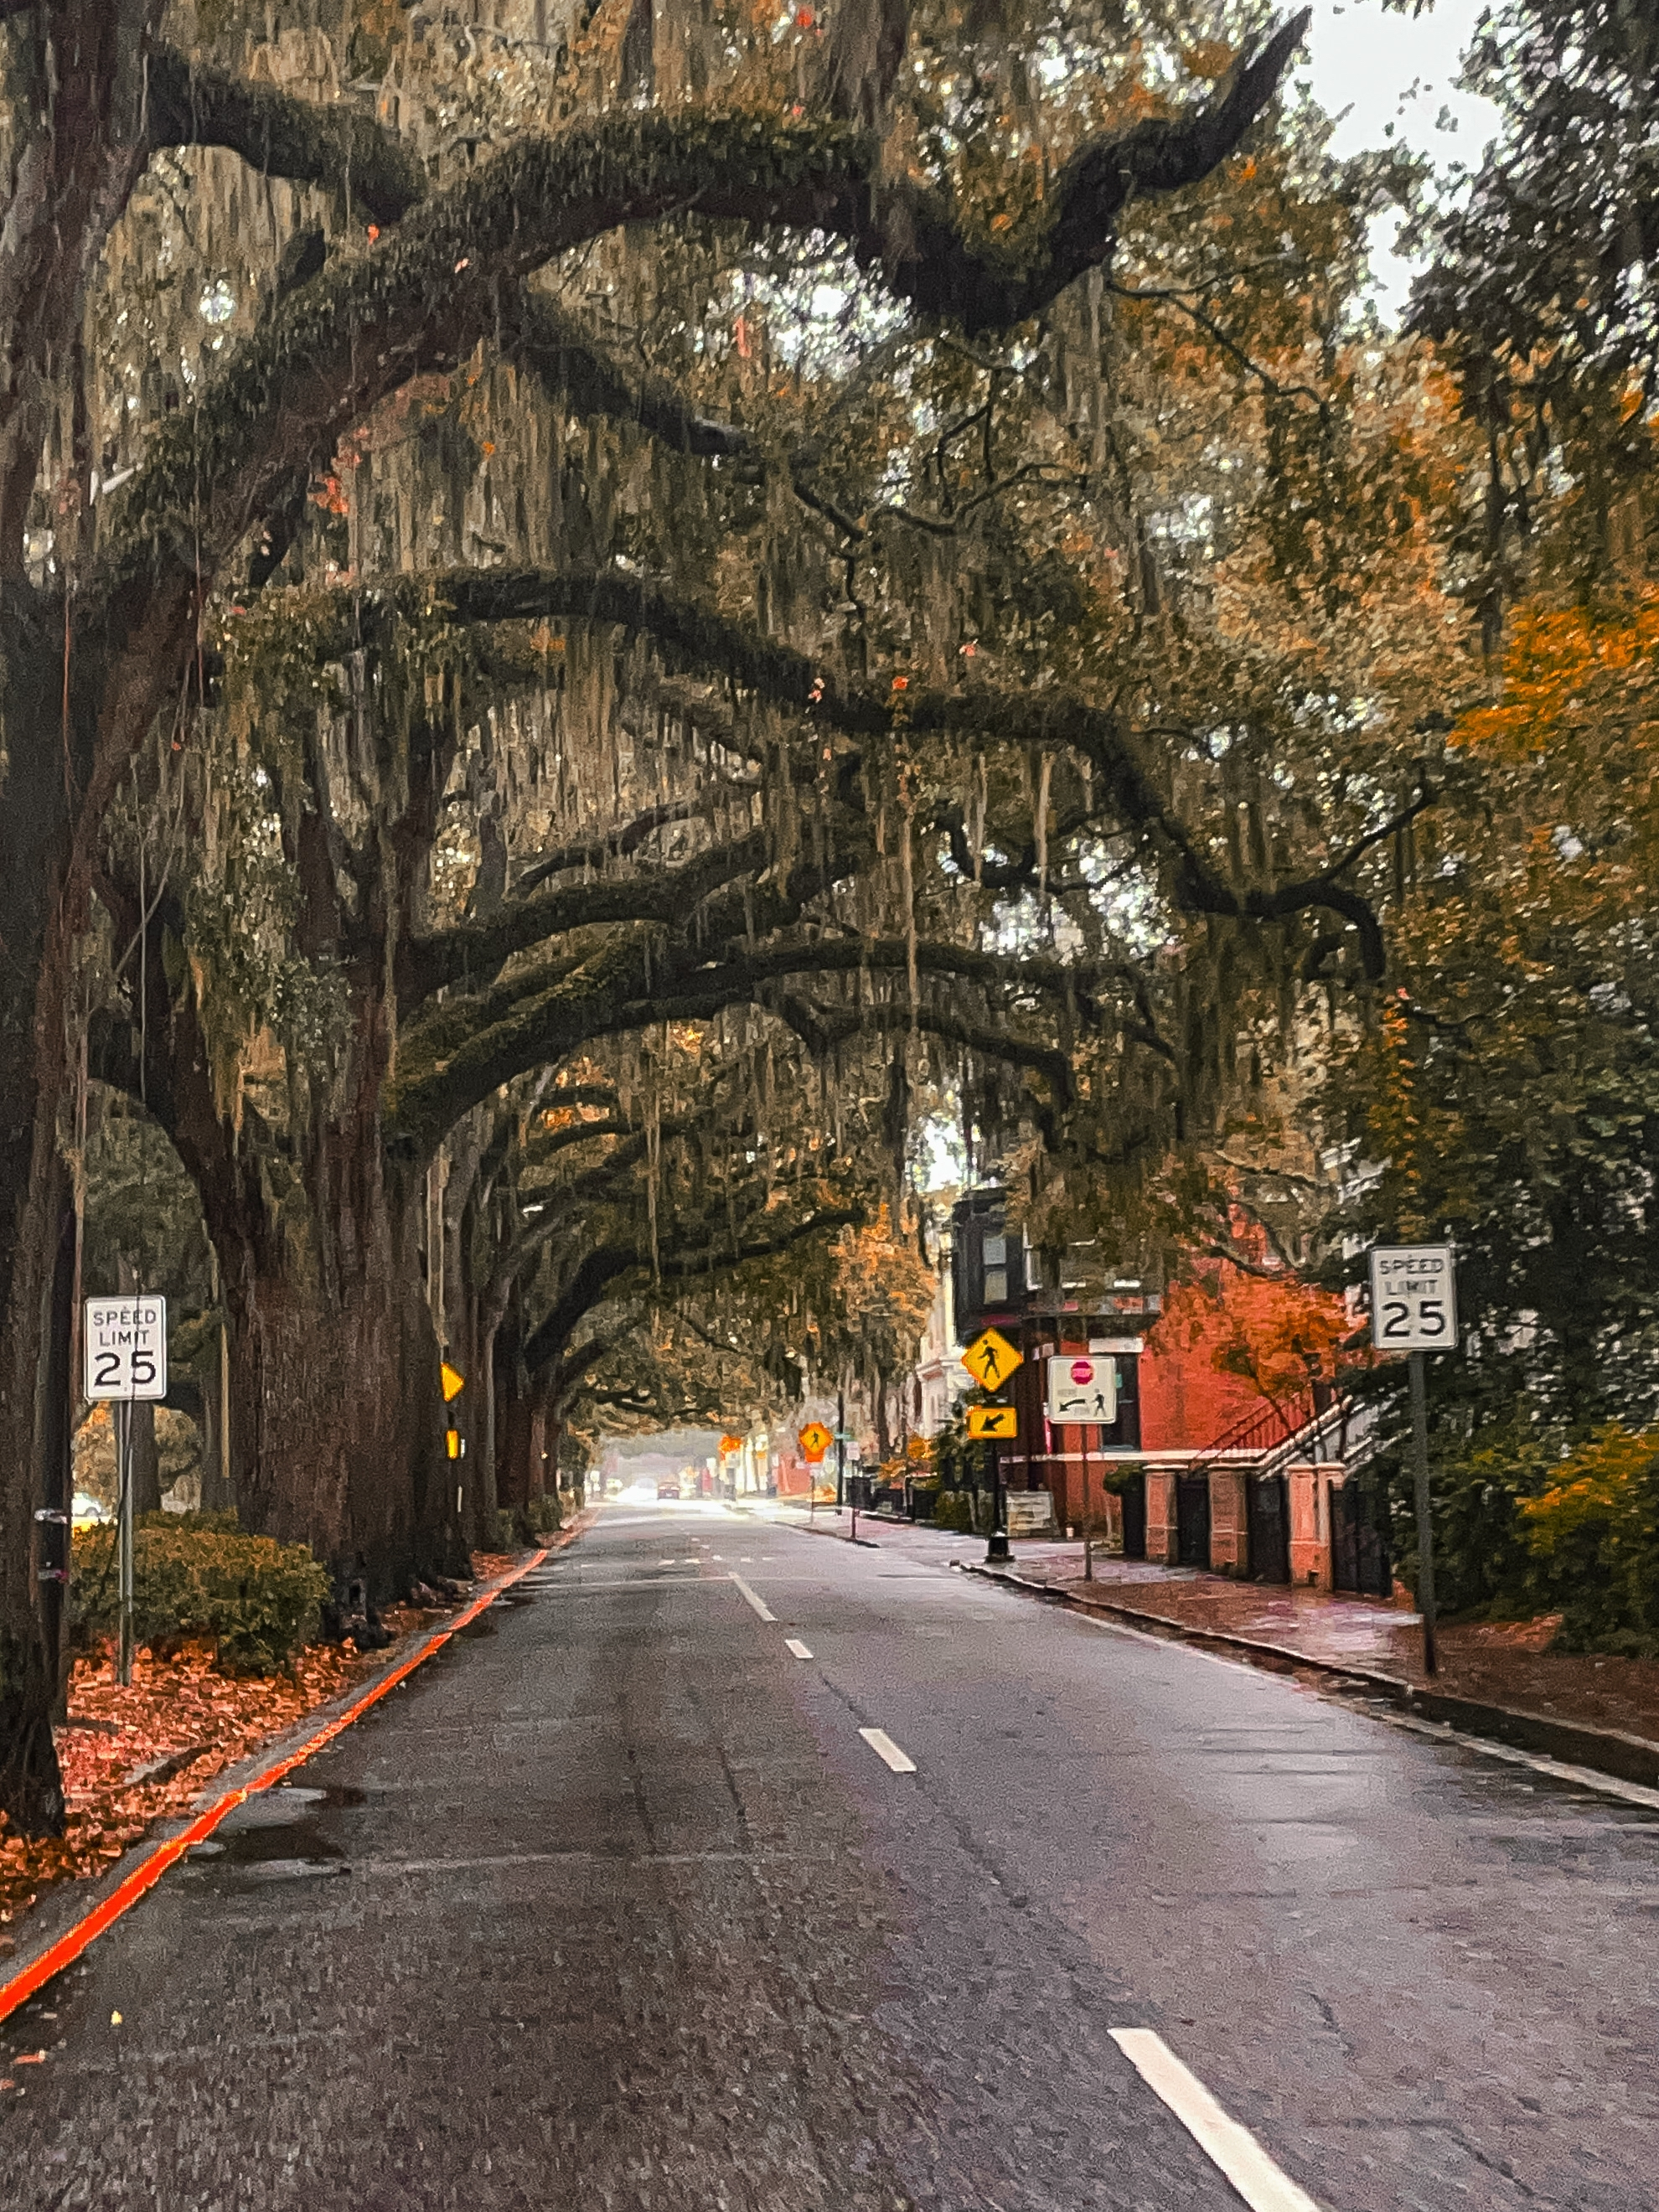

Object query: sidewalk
[744,1501,1659,1763]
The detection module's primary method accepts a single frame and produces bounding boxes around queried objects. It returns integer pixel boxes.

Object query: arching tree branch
[144,45,427,226]
[521,1203,861,1379]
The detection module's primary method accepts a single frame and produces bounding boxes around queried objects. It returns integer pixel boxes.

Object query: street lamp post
[835,1384,845,1513]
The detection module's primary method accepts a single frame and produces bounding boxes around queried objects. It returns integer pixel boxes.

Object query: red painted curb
[0,1541,561,2027]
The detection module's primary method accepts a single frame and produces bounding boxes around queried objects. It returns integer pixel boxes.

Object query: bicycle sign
[1368,1246,1457,1353]
[84,1295,168,1401]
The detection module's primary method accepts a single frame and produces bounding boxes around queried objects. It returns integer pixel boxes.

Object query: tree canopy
[24,0,1659,1828]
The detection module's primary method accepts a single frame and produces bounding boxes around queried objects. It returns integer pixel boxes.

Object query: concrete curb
[959,1562,1659,1795]
[734,1507,881,1548]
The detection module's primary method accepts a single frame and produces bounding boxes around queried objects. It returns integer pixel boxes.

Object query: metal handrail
[1186,1389,1372,1484]
[1187,1391,1319,1474]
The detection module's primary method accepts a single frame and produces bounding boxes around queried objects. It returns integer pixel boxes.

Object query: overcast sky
[1297,0,1500,312]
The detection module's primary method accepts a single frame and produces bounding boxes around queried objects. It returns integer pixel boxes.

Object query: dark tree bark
[128,1402,161,1519]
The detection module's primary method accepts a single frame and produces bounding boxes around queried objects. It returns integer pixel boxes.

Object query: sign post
[84,1295,168,1687]
[962,1331,1024,1563]
[1368,1245,1458,1677]
[835,1386,846,1517]
[798,1422,831,1521]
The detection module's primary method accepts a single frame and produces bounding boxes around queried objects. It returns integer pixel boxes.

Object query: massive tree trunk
[0,592,85,1832]
[493,1300,550,1539]
[218,1158,463,1600]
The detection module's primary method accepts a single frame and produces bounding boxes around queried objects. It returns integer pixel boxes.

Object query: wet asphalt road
[3,1505,1656,2210]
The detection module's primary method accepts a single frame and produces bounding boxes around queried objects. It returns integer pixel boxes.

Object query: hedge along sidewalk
[0,1512,593,2029]
[956,1549,1659,1801]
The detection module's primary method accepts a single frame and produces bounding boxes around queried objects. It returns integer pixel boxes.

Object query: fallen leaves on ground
[0,1640,364,1935]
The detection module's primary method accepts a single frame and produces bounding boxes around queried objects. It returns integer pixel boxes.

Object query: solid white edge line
[785,1637,814,1660]
[731,1573,775,1623]
[858,1726,917,1774]
[1109,2030,1324,2212]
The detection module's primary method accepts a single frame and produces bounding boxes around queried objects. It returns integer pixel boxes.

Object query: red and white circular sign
[1070,1359,1094,1386]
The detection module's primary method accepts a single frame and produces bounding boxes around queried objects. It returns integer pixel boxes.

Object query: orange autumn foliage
[1162,1262,1363,1412]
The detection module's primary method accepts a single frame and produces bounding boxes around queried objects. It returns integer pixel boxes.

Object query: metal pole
[216,1249,232,1515]
[117,1396,134,1687]
[985,1437,1010,1563]
[1408,1349,1439,1677]
[835,1387,845,1515]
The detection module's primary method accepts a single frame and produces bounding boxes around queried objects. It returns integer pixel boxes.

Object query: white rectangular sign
[1045,1353,1117,1424]
[1368,1246,1457,1352]
[84,1295,168,1400]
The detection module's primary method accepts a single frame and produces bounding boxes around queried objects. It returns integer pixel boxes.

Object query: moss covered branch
[99,23,1305,603]
[388,925,1134,1163]
[521,1203,861,1380]
[401,824,772,1005]
[144,45,426,226]
[499,288,757,463]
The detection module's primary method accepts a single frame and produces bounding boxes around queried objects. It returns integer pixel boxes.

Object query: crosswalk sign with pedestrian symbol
[961,1327,1022,1389]
[798,1421,833,1461]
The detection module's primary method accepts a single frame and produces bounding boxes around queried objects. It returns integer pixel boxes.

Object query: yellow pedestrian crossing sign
[967,1405,1017,1439]
[961,1328,1022,1389]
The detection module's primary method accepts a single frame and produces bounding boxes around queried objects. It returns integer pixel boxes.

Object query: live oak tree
[3,0,1408,1835]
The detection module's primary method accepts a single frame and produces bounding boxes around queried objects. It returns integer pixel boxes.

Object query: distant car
[622,1479,658,1506]
[71,1492,109,1526]
[657,1477,680,1500]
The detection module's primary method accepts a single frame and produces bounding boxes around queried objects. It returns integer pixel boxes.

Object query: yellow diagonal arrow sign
[967,1405,1017,1439]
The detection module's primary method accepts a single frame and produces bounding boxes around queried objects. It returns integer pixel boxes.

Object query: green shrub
[1521,1425,1659,1654]
[70,1519,332,1674]
[933,1491,975,1534]
[526,1492,563,1536]
[493,1508,520,1553]
[1417,1421,1557,1618]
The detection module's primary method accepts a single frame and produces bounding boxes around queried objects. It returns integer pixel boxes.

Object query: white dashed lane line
[1109,2030,1324,2212]
[858,1728,917,1774]
[731,1574,775,1623]
[785,1638,814,1660]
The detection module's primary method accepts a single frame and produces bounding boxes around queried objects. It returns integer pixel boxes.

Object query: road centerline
[858,1727,917,1774]
[1109,2029,1324,2212]
[785,1637,814,1660]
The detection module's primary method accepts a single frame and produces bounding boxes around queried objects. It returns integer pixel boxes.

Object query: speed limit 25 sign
[84,1295,168,1400]
[1368,1246,1457,1352]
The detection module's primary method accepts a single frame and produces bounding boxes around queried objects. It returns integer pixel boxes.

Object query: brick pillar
[1145,1465,1179,1564]
[1098,1488,1125,1555]
[1207,1465,1248,1575]
[1288,1460,1341,1590]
